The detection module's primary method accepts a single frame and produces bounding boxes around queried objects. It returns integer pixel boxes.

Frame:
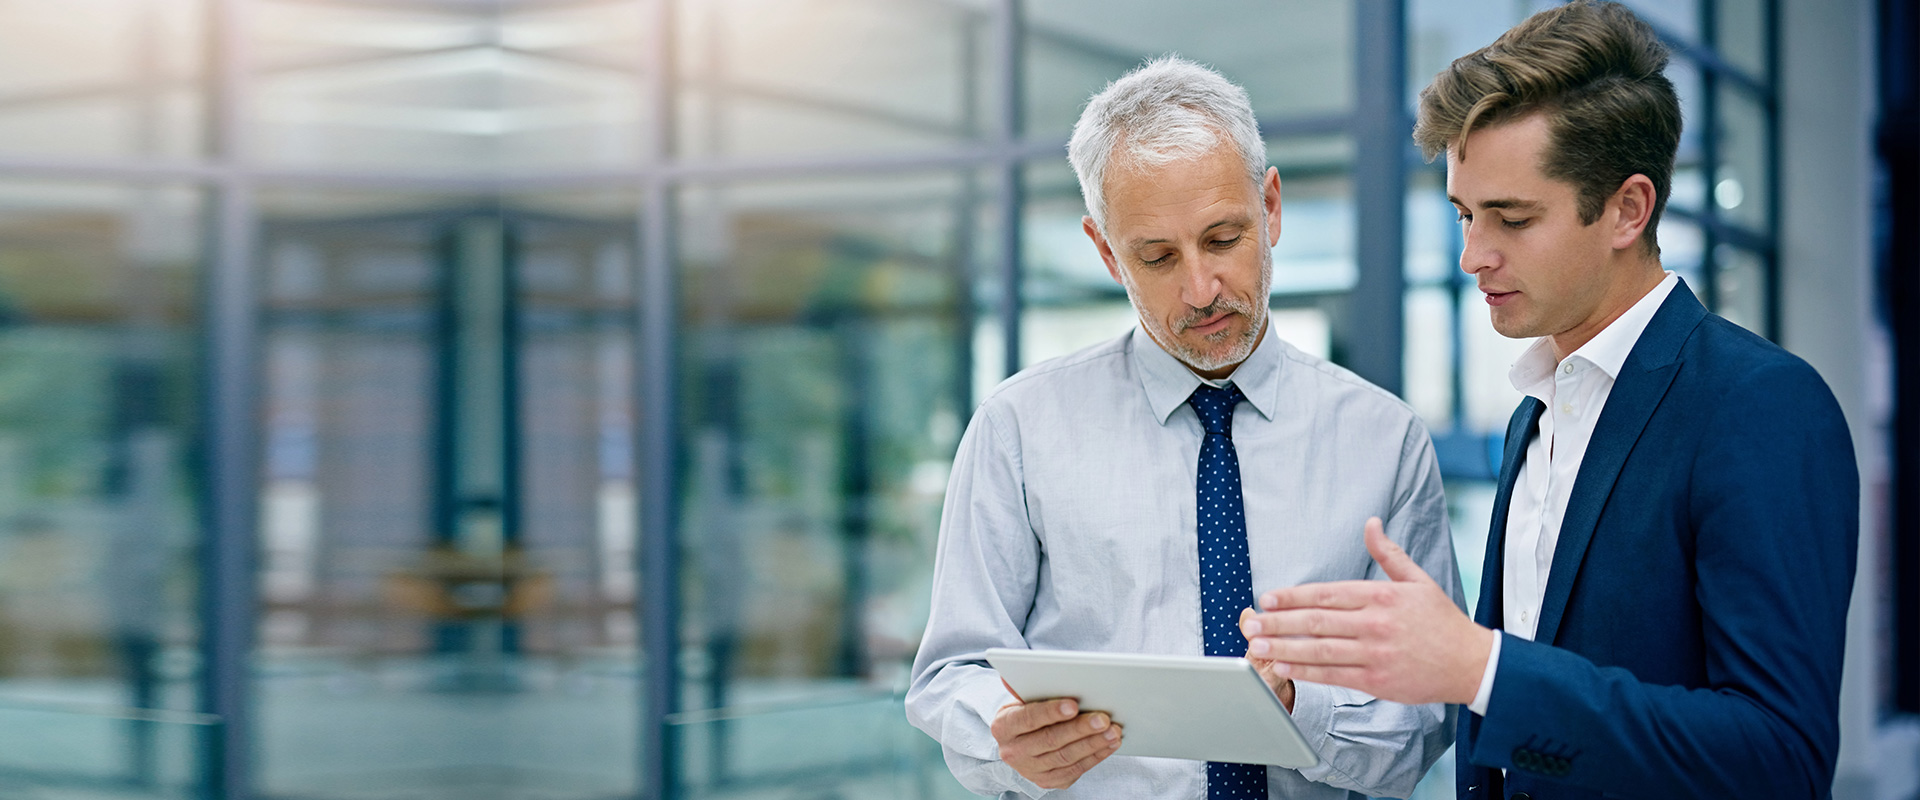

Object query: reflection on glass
[675,0,982,159]
[1717,84,1771,231]
[255,191,639,799]
[0,0,206,160]
[0,181,204,787]
[674,174,975,795]
[253,0,647,172]
[1025,0,1354,139]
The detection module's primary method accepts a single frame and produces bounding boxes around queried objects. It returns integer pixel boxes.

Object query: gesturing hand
[1239,608,1297,713]
[1239,517,1493,706]
[991,679,1123,789]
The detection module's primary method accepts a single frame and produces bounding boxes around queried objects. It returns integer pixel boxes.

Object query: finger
[1365,516,1434,586]
[1243,608,1364,639]
[1011,714,1110,766]
[1001,677,1024,703]
[1036,719,1121,770]
[1000,697,1078,738]
[1247,634,1369,666]
[1268,662,1372,693]
[1256,580,1378,613]
[1035,727,1122,786]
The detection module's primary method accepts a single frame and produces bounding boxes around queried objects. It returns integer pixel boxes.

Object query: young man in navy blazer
[1237,2,1859,798]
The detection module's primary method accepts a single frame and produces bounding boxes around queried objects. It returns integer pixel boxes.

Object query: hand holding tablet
[986,648,1320,768]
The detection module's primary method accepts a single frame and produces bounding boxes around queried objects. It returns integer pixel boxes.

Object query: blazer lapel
[1532,282,1707,645]
[1478,398,1545,628]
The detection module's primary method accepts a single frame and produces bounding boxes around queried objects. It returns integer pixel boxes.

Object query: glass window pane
[252,2,501,172]
[1713,244,1769,335]
[256,188,646,799]
[1618,0,1700,42]
[1716,84,1771,232]
[1407,0,1526,109]
[1716,0,1768,79]
[1660,214,1707,290]
[1270,137,1358,296]
[1458,285,1532,433]
[673,172,976,794]
[1669,61,1709,215]
[0,0,206,160]
[1404,285,1456,429]
[674,0,982,160]
[0,180,205,774]
[1025,0,1354,141]
[1406,170,1456,286]
[499,2,650,171]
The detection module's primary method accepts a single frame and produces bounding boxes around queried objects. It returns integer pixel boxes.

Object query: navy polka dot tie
[1190,384,1266,799]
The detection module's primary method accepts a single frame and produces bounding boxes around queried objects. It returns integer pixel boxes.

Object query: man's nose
[1182,253,1226,308]
[1459,223,1499,275]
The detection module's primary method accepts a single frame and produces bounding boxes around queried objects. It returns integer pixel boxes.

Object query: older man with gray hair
[905,56,1459,799]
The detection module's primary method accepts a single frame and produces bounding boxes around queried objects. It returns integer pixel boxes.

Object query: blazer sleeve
[1467,358,1859,798]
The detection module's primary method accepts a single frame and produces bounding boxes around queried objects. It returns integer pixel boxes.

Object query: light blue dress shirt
[906,324,1461,799]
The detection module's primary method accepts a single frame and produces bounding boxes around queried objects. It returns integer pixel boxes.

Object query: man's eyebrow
[1125,218,1252,250]
[1448,194,1544,212]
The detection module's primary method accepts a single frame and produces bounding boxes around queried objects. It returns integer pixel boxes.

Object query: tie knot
[1188,384,1243,436]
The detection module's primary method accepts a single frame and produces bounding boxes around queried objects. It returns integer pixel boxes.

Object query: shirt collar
[1131,319,1282,425]
[1508,271,1679,397]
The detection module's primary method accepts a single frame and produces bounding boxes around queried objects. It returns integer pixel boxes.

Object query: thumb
[1364,516,1431,585]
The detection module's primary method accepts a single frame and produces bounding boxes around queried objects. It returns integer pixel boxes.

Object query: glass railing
[668,689,973,800]
[0,697,220,800]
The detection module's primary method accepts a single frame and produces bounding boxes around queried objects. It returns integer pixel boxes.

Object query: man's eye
[1455,212,1473,224]
[1142,254,1171,267]
[1502,218,1531,229]
[1211,235,1242,247]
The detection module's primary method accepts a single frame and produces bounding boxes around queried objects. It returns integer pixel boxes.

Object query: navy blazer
[1456,280,1858,800]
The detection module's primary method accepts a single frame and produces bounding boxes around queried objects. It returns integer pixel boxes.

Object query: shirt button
[1562,362,1574,374]
[1560,403,1574,414]
[1521,610,1531,622]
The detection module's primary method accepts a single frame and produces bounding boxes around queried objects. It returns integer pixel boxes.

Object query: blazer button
[1513,794,1533,800]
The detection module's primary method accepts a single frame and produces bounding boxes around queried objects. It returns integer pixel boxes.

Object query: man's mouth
[1185,311,1234,335]
[1483,290,1518,307]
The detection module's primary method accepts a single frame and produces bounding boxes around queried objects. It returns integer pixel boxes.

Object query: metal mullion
[1348,0,1407,397]
[199,0,256,797]
[1761,0,1781,341]
[994,0,1023,376]
[1698,0,1722,312]
[636,0,678,798]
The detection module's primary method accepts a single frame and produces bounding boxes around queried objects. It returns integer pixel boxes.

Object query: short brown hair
[1413,0,1681,254]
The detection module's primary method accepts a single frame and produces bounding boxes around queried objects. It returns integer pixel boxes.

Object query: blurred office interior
[0,0,1911,798]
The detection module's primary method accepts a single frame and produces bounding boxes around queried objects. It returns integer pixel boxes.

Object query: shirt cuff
[1468,631,1501,716]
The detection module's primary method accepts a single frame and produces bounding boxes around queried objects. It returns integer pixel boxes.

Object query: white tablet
[985,648,1318,768]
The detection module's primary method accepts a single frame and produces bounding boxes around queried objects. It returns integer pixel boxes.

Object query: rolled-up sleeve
[1293,415,1460,799]
[905,401,1052,798]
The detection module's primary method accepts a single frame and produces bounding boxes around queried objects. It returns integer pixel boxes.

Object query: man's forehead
[1444,119,1562,208]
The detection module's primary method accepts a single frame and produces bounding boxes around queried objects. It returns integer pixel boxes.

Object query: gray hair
[1067,55,1267,234]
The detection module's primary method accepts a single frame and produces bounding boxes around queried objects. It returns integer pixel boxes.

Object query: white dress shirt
[908,323,1461,799]
[1469,272,1678,716]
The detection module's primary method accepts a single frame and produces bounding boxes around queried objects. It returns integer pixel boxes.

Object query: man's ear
[1608,174,1657,252]
[1084,215,1126,286]
[1262,167,1283,246]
